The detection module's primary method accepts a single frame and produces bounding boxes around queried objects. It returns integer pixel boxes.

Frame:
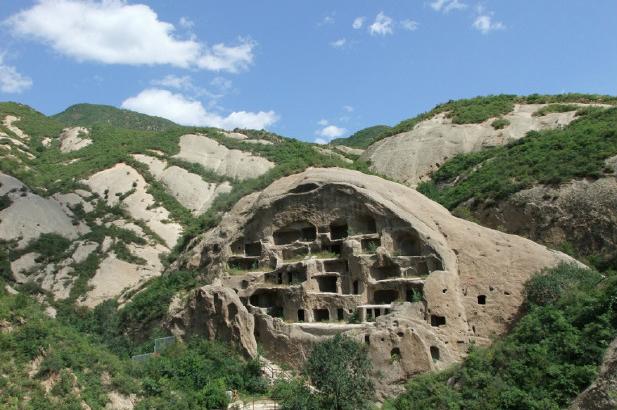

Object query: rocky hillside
[0,102,362,308]
[1,95,616,409]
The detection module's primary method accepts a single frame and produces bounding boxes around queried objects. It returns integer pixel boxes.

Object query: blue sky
[0,0,616,142]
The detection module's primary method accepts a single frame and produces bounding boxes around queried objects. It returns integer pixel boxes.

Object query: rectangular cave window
[330,223,348,240]
[371,265,400,281]
[361,238,381,253]
[430,315,446,327]
[289,268,307,285]
[297,309,305,322]
[430,346,440,361]
[227,257,258,272]
[373,289,399,304]
[230,238,244,255]
[314,309,330,322]
[353,215,377,234]
[364,335,370,345]
[316,276,338,293]
[337,308,344,321]
[324,259,347,273]
[244,242,262,257]
[268,306,284,318]
[478,295,486,305]
[273,229,302,245]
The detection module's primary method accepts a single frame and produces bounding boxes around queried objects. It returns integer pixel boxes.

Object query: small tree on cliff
[305,334,374,409]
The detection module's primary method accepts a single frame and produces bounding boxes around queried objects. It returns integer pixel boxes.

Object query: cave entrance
[273,222,317,245]
[316,276,338,293]
[352,215,377,235]
[314,309,330,322]
[373,289,399,304]
[297,309,305,322]
[353,280,360,295]
[330,221,348,240]
[392,230,422,256]
[244,242,262,257]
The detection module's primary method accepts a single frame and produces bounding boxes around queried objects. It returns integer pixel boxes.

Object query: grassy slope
[417,107,617,209]
[386,264,617,410]
[366,93,617,145]
[0,280,266,409]
[331,125,391,149]
[53,103,178,132]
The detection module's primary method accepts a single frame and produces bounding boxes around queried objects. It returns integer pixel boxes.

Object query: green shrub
[0,194,12,211]
[304,334,374,409]
[491,118,510,130]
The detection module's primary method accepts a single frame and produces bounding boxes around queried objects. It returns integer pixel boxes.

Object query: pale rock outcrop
[174,134,274,180]
[82,246,165,307]
[570,338,617,410]
[166,284,258,358]
[53,192,94,214]
[224,131,248,140]
[0,174,84,247]
[71,241,99,264]
[10,252,39,281]
[83,163,182,248]
[132,154,232,215]
[363,104,602,186]
[2,115,29,140]
[59,127,92,153]
[313,146,353,164]
[334,145,365,156]
[175,167,578,398]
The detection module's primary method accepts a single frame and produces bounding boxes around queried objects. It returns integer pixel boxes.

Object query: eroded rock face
[176,167,577,398]
[362,104,604,186]
[570,338,617,410]
[467,176,617,261]
[174,134,274,180]
[166,285,257,358]
[59,127,92,153]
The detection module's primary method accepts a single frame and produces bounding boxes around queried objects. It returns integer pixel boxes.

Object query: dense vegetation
[386,264,617,410]
[273,334,374,410]
[0,277,266,409]
[331,125,391,148]
[418,107,617,209]
[53,103,178,132]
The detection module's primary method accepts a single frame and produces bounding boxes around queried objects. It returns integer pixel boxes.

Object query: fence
[131,336,177,362]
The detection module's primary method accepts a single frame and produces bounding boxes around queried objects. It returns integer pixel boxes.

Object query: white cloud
[352,16,365,29]
[473,12,505,34]
[152,74,193,90]
[196,39,255,73]
[318,119,329,126]
[430,0,467,13]
[210,76,233,93]
[315,124,347,143]
[121,88,278,130]
[401,19,419,31]
[179,16,194,29]
[369,12,393,36]
[6,0,255,73]
[343,105,354,113]
[330,38,347,48]
[319,13,335,26]
[0,54,32,94]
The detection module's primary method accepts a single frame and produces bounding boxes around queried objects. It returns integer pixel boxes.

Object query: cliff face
[175,167,577,398]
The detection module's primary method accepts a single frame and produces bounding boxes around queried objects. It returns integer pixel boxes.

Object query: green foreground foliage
[386,264,617,410]
[331,125,391,148]
[273,334,375,410]
[0,278,266,409]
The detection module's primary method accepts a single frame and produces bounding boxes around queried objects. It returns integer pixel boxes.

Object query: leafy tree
[304,334,374,410]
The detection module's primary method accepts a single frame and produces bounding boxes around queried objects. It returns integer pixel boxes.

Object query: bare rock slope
[174,167,577,398]
[362,104,600,186]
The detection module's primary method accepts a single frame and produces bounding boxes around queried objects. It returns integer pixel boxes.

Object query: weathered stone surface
[362,104,605,186]
[133,154,232,215]
[466,177,617,261]
[59,127,92,153]
[166,284,257,358]
[83,163,182,248]
[174,134,274,180]
[176,167,578,398]
[570,338,617,410]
